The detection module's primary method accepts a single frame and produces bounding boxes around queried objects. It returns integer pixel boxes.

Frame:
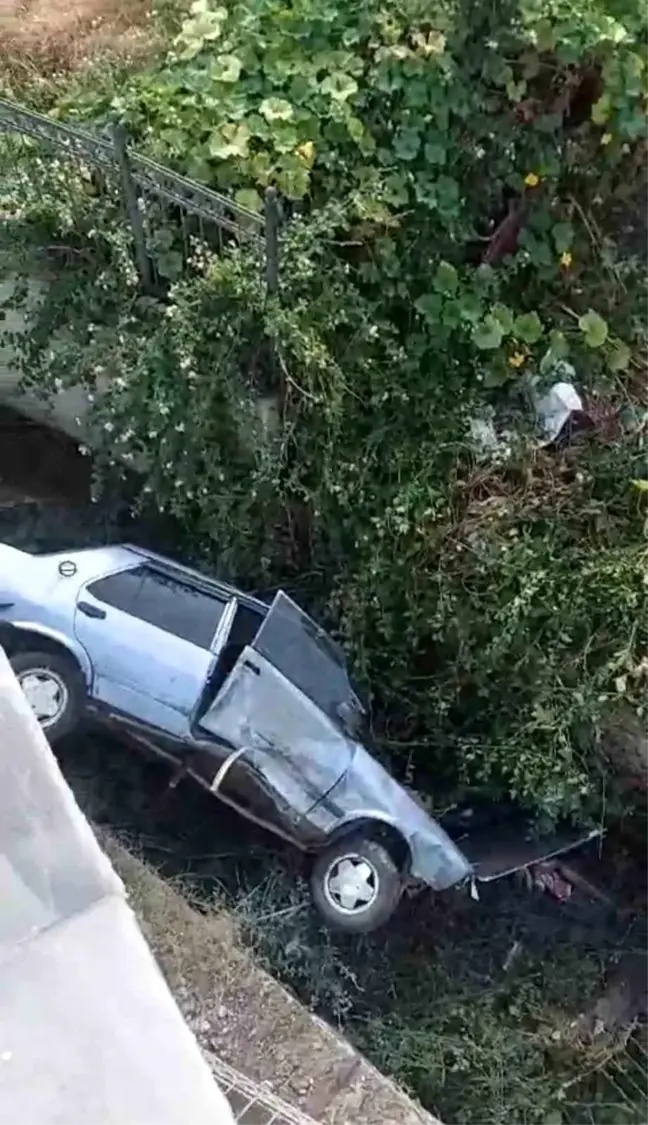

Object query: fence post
[264,186,280,296]
[112,122,154,293]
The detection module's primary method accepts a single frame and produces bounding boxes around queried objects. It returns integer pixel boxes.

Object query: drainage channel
[1,403,646,1125]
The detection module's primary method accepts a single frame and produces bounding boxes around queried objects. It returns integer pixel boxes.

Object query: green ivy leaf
[607,341,631,371]
[619,107,648,140]
[434,175,460,216]
[320,72,359,102]
[259,97,294,122]
[472,315,504,351]
[548,329,569,358]
[155,250,184,281]
[506,78,527,102]
[535,19,556,52]
[208,121,250,159]
[460,295,483,324]
[483,357,512,386]
[514,312,543,344]
[552,222,573,253]
[175,9,227,60]
[394,127,421,162]
[346,115,365,141]
[272,123,299,153]
[540,330,570,376]
[234,188,263,213]
[414,293,442,322]
[276,163,310,197]
[211,54,242,83]
[591,94,611,125]
[246,113,271,139]
[491,303,514,335]
[433,261,459,295]
[521,231,553,268]
[424,140,446,165]
[578,310,608,348]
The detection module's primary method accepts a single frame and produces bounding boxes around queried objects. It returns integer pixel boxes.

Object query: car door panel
[73,567,222,739]
[198,646,355,828]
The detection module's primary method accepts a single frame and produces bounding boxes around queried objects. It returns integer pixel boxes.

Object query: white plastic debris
[534,379,584,445]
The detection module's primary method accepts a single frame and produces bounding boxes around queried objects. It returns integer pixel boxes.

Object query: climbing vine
[1,0,646,820]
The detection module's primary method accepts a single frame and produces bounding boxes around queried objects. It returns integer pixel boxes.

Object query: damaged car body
[0,542,598,932]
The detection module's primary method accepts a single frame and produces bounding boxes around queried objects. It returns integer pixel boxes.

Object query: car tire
[310,834,404,934]
[10,650,85,743]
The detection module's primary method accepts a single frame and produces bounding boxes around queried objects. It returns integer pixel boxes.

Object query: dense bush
[1,0,646,821]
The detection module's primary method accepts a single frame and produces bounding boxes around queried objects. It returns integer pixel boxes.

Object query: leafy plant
[1,0,646,826]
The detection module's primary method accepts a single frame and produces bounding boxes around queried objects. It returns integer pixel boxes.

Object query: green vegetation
[2,0,645,821]
[0,4,646,1118]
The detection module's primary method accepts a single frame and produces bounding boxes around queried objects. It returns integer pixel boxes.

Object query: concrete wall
[0,272,280,450]
[0,274,94,442]
[0,647,236,1125]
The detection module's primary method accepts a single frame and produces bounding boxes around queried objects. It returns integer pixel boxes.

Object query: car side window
[132,567,226,648]
[87,565,227,648]
[86,568,143,613]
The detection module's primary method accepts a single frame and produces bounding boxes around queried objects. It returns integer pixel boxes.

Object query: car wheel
[310,835,404,933]
[10,650,85,743]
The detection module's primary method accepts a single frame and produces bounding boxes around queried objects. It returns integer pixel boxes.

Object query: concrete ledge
[0,648,234,1124]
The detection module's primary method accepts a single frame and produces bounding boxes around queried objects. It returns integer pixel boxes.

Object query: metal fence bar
[0,96,114,168]
[264,187,280,295]
[112,123,154,293]
[130,149,264,239]
[0,97,271,283]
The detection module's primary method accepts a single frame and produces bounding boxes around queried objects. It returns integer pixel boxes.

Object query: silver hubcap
[19,669,68,729]
[324,853,379,915]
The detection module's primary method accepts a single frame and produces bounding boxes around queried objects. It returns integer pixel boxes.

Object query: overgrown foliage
[1,0,646,826]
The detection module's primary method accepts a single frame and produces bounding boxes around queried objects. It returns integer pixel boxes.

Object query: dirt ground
[0,0,156,73]
[106,837,437,1125]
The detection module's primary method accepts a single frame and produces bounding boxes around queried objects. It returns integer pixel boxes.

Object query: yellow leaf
[296,140,316,167]
[524,172,540,188]
[631,479,648,492]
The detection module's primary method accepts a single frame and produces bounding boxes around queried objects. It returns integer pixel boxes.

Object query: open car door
[196,592,362,835]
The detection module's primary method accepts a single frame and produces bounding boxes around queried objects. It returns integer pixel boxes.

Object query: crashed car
[0,541,597,933]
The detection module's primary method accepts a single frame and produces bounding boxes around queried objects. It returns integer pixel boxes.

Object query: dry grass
[0,0,158,75]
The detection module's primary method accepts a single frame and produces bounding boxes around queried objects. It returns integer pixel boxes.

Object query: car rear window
[87,566,227,648]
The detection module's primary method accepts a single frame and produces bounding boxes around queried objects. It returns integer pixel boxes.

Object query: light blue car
[0,540,596,931]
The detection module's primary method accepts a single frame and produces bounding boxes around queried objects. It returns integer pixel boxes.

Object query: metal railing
[0,96,280,294]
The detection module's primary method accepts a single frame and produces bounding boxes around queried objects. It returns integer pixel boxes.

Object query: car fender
[326,809,406,844]
[315,746,474,891]
[324,808,472,889]
[5,622,93,687]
